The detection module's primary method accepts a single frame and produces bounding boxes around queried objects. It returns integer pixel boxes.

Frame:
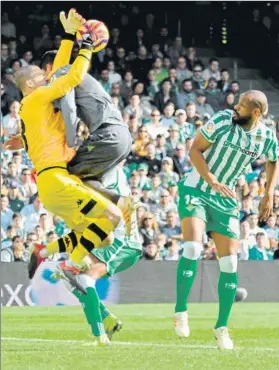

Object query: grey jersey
[52,65,124,147]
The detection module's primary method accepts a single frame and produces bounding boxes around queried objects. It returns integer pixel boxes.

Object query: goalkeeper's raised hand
[59,8,85,35]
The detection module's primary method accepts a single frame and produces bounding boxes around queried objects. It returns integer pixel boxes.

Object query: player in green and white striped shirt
[175,90,278,350]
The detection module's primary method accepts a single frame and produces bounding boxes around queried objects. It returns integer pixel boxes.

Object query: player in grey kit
[41,51,132,180]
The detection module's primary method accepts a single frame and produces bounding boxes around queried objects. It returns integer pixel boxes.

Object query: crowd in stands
[1,4,279,264]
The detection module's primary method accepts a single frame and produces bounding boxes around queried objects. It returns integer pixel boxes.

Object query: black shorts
[68,124,132,179]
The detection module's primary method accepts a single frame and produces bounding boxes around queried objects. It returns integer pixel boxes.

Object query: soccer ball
[76,20,109,53]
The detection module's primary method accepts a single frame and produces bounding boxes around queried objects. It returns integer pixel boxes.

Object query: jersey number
[20,119,28,152]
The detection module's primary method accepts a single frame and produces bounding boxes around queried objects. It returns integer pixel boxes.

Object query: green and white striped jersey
[183,110,278,196]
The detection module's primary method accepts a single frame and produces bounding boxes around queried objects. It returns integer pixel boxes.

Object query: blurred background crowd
[1,2,279,264]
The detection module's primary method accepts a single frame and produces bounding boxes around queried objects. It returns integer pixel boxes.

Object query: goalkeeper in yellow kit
[12,10,124,293]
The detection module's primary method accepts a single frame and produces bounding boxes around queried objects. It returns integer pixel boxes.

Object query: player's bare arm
[189,131,236,198]
[259,159,279,221]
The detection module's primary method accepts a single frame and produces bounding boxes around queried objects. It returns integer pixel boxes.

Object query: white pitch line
[1,337,277,352]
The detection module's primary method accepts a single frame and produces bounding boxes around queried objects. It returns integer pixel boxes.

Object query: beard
[232,109,252,126]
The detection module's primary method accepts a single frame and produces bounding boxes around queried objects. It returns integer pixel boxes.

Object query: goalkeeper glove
[59,8,85,35]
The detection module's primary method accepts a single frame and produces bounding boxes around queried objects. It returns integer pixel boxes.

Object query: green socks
[73,284,105,337]
[175,256,198,313]
[215,272,238,329]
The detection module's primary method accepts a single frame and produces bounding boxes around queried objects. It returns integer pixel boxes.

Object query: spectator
[150,44,163,59]
[240,194,254,220]
[191,63,206,90]
[35,225,47,244]
[160,211,182,240]
[7,182,25,213]
[230,81,241,104]
[218,69,231,92]
[175,109,195,141]
[153,57,169,84]
[249,232,273,260]
[205,78,221,113]
[155,134,167,161]
[186,47,199,71]
[157,27,172,53]
[39,213,54,235]
[1,236,28,263]
[185,102,203,127]
[154,189,178,227]
[159,157,179,188]
[146,69,160,100]
[134,126,152,157]
[160,102,176,128]
[2,100,21,137]
[33,24,53,55]
[98,69,111,94]
[146,109,167,140]
[177,79,197,110]
[1,83,14,116]
[10,59,22,73]
[222,92,235,110]
[4,162,20,188]
[1,43,11,70]
[143,242,162,261]
[168,67,180,94]
[248,213,268,243]
[133,82,146,98]
[53,35,62,49]
[202,58,221,81]
[19,50,33,67]
[143,144,161,175]
[139,212,160,247]
[110,83,125,111]
[12,213,26,240]
[1,12,16,39]
[109,28,121,52]
[168,37,187,65]
[18,169,38,199]
[131,46,152,81]
[20,194,48,233]
[154,80,177,113]
[172,143,190,176]
[195,90,215,119]
[1,225,16,250]
[264,213,279,240]
[123,94,143,124]
[238,219,255,260]
[140,184,157,211]
[2,69,21,103]
[166,124,181,156]
[176,56,193,84]
[163,57,171,70]
[150,173,163,203]
[1,194,13,231]
[108,61,122,84]
[119,70,134,105]
[9,39,18,59]
[115,47,127,73]
[164,239,180,261]
[168,181,179,205]
[127,114,140,141]
[137,163,152,189]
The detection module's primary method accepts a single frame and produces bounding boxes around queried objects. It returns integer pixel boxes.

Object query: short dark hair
[221,68,229,73]
[12,235,21,243]
[41,50,57,69]
[209,57,219,64]
[256,232,265,239]
[231,80,239,85]
[39,213,47,219]
[12,213,21,219]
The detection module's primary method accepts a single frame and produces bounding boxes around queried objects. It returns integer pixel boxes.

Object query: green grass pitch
[2,303,279,370]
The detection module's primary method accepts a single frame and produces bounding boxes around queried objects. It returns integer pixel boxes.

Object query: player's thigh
[207,197,240,256]
[211,232,239,257]
[38,171,113,231]
[178,185,207,243]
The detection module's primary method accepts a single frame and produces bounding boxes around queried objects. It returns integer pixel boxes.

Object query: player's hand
[2,136,24,151]
[258,193,273,222]
[209,177,236,199]
[59,8,85,35]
